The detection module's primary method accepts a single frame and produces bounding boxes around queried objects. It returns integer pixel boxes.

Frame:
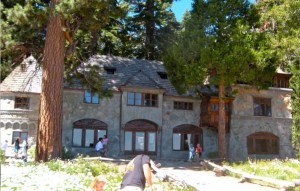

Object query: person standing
[1,140,8,157]
[121,154,153,191]
[188,143,195,161]
[195,143,202,161]
[102,135,108,156]
[21,139,28,162]
[14,137,20,158]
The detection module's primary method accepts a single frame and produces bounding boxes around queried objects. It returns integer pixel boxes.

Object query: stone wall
[160,96,201,160]
[62,89,121,158]
[229,86,293,161]
[0,92,39,146]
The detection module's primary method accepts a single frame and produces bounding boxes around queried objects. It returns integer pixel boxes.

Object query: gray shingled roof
[79,55,180,95]
[0,56,42,93]
[1,55,181,96]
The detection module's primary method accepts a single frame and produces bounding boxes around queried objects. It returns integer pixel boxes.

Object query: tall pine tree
[1,0,124,161]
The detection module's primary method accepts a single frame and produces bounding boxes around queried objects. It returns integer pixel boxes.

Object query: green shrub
[0,150,6,164]
[27,145,36,159]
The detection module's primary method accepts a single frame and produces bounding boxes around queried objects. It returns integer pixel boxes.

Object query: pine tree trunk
[145,0,155,60]
[36,0,65,162]
[218,82,227,158]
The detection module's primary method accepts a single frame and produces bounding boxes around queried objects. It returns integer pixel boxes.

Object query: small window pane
[92,93,99,104]
[84,90,91,103]
[127,92,135,105]
[173,134,181,150]
[85,129,94,147]
[97,130,106,140]
[135,132,145,151]
[73,129,82,146]
[148,132,156,152]
[135,93,142,105]
[125,131,132,151]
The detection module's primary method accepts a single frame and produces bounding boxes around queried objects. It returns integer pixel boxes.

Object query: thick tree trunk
[145,0,155,60]
[36,0,65,162]
[218,82,227,158]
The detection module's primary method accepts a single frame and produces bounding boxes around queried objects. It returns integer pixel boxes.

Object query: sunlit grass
[1,155,195,191]
[223,158,300,182]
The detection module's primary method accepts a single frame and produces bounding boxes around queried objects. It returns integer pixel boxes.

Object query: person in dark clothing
[14,137,20,158]
[121,154,152,191]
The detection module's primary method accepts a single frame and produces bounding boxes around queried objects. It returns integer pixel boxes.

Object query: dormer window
[104,67,116,74]
[157,72,167,79]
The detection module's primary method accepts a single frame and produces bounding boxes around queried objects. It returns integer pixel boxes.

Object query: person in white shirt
[1,140,8,157]
[95,138,104,156]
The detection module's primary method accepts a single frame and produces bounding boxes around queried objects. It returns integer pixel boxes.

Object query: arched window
[247,132,279,154]
[173,125,203,151]
[124,119,157,155]
[73,119,107,148]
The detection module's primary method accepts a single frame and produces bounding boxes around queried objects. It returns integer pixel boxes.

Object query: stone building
[0,55,293,160]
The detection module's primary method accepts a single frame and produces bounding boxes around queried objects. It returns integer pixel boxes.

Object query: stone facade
[0,55,294,161]
[229,86,293,161]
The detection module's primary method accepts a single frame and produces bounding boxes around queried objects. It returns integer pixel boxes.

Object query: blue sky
[172,0,256,21]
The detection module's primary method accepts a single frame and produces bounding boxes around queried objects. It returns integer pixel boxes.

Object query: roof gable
[0,56,42,93]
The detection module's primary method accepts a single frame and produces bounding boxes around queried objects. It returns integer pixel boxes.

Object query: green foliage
[257,0,300,157]
[124,0,180,60]
[0,150,6,164]
[27,144,36,160]
[163,0,277,95]
[223,159,300,182]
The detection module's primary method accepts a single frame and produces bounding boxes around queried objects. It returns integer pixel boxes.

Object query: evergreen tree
[257,0,300,157]
[163,0,277,158]
[125,0,179,60]
[1,0,124,162]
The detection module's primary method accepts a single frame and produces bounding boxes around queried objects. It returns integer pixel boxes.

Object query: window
[174,101,193,110]
[272,75,290,88]
[172,125,203,151]
[253,98,271,116]
[247,132,279,154]
[127,92,158,107]
[15,97,30,109]
[124,120,157,155]
[73,119,107,147]
[84,90,99,104]
[12,131,28,144]
[104,67,116,74]
[157,72,168,79]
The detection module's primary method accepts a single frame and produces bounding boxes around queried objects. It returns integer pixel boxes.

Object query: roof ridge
[123,70,164,89]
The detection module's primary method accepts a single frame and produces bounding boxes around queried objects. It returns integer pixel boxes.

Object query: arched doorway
[173,124,203,151]
[124,119,157,155]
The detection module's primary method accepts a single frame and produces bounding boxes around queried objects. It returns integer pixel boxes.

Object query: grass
[223,158,300,182]
[1,154,195,191]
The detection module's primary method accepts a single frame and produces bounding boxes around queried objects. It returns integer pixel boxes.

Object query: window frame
[72,119,107,148]
[174,101,193,110]
[247,132,279,154]
[124,120,157,155]
[14,97,30,109]
[172,125,203,151]
[253,97,272,117]
[84,90,99,104]
[127,92,158,107]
